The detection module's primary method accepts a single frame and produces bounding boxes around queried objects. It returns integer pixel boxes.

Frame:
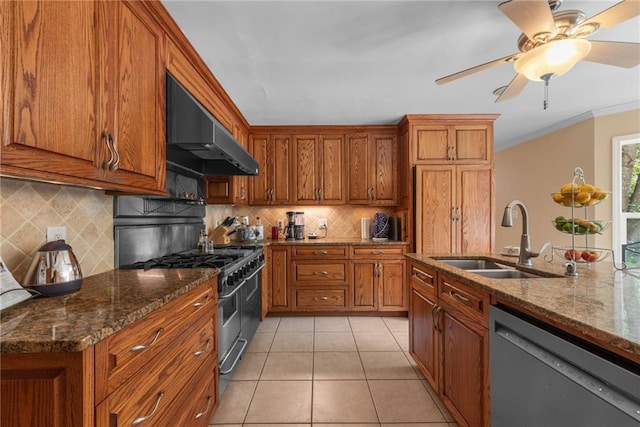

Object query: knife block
[209,225,232,245]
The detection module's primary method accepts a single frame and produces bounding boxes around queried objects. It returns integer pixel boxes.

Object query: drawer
[295,288,347,310]
[292,245,348,259]
[156,355,218,427]
[95,314,215,426]
[351,245,405,258]
[439,274,489,325]
[294,261,348,284]
[409,263,437,297]
[95,282,216,402]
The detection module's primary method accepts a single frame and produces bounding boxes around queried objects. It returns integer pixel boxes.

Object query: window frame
[612,132,640,259]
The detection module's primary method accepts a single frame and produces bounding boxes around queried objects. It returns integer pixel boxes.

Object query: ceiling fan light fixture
[514,38,592,81]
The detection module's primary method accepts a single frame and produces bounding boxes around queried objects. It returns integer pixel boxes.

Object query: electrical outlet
[46,226,67,242]
[277,219,284,229]
[318,218,328,229]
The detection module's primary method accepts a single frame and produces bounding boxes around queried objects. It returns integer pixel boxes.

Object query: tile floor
[209,316,458,427]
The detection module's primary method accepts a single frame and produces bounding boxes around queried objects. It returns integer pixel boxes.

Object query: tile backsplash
[0,178,114,283]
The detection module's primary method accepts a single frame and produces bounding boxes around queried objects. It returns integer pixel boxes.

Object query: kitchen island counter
[0,268,219,353]
[407,253,640,364]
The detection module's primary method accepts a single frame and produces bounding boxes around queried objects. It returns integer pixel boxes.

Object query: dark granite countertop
[264,237,408,246]
[406,253,640,363]
[0,268,218,354]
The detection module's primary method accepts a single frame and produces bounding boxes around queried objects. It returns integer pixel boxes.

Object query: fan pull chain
[543,78,549,110]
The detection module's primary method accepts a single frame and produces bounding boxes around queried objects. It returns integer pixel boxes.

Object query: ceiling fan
[436,0,640,107]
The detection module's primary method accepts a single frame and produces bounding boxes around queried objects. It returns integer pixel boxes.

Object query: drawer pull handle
[130,328,164,352]
[449,290,470,302]
[313,250,328,255]
[192,295,211,308]
[314,296,329,301]
[193,339,211,357]
[132,391,164,425]
[313,271,329,275]
[372,250,385,255]
[194,396,213,419]
[415,272,431,282]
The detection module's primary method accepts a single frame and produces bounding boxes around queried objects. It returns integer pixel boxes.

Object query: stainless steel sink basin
[468,269,546,279]
[436,259,505,270]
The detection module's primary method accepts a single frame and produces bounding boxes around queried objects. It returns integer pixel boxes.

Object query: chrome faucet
[501,200,550,267]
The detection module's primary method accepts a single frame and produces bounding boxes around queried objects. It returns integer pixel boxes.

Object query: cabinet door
[370,133,397,205]
[458,166,493,253]
[413,125,453,163]
[100,1,165,192]
[453,125,491,163]
[409,288,438,389]
[346,133,371,204]
[379,260,406,310]
[415,165,455,253]
[1,1,102,182]
[440,308,489,427]
[319,134,345,204]
[352,261,377,311]
[205,176,233,204]
[269,246,290,311]
[231,121,249,205]
[249,134,271,204]
[293,134,320,204]
[271,135,291,204]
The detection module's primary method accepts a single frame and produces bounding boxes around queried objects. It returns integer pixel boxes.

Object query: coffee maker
[285,211,296,241]
[294,212,305,240]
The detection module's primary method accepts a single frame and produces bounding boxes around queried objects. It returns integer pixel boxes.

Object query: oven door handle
[219,281,246,299]
[243,264,265,282]
[219,338,248,374]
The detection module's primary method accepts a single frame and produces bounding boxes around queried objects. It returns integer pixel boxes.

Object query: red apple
[564,249,582,261]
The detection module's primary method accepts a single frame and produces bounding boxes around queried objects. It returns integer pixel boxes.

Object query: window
[613,133,640,267]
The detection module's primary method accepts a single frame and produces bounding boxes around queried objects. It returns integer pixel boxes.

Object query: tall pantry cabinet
[398,115,498,253]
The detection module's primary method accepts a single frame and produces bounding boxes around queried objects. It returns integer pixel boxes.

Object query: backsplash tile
[0,178,114,283]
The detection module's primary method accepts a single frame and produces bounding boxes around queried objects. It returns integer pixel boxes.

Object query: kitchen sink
[435,258,506,270]
[468,269,547,279]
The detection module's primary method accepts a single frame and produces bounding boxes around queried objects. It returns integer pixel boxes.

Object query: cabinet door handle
[448,145,455,161]
[193,339,211,357]
[449,290,470,302]
[431,305,439,332]
[130,328,164,352]
[313,250,328,255]
[314,296,329,301]
[240,186,246,200]
[270,188,275,200]
[455,207,460,221]
[367,187,374,201]
[192,295,211,308]
[318,188,323,201]
[435,306,443,332]
[265,189,270,200]
[451,207,456,221]
[132,391,164,425]
[101,131,115,170]
[109,134,120,171]
[194,396,213,419]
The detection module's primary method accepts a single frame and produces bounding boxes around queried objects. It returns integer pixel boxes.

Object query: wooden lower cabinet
[408,260,489,427]
[268,246,291,311]
[0,281,218,427]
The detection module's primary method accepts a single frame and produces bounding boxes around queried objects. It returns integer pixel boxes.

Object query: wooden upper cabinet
[415,165,493,254]
[249,134,291,205]
[413,124,492,164]
[346,131,398,206]
[293,134,345,204]
[1,1,165,194]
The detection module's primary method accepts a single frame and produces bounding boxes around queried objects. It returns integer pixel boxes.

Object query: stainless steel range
[114,170,263,397]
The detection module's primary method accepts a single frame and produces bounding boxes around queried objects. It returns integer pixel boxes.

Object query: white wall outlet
[318,218,328,229]
[46,226,67,242]
[277,219,284,229]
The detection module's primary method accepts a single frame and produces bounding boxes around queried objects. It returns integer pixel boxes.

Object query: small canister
[271,226,279,240]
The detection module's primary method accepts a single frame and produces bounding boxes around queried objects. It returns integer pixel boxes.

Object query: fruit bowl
[550,190,610,207]
[553,246,611,263]
[551,217,610,235]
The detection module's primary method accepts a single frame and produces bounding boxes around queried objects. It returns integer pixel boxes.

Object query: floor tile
[349,316,389,331]
[278,316,315,331]
[368,379,446,423]
[230,352,267,381]
[245,332,274,353]
[244,424,310,427]
[244,380,312,423]
[260,351,313,380]
[314,351,365,380]
[382,316,409,332]
[312,380,379,423]
[390,330,409,351]
[353,331,401,351]
[360,351,418,380]
[314,424,380,427]
[314,316,351,331]
[314,331,357,351]
[256,316,281,333]
[380,424,450,427]
[422,379,456,422]
[270,331,314,352]
[209,380,257,424]
[209,424,242,427]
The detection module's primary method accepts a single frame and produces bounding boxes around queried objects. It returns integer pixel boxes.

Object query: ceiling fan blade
[495,73,529,102]
[581,0,640,30]
[436,53,519,85]
[583,40,640,68]
[498,0,557,41]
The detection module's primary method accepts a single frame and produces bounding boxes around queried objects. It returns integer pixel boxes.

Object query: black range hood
[166,73,258,176]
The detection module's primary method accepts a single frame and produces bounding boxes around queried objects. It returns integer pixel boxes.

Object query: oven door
[241,265,263,341]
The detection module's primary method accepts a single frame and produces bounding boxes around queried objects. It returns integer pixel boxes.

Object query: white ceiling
[162,0,640,150]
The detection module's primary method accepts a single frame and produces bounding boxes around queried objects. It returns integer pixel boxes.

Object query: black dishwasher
[490,305,640,427]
